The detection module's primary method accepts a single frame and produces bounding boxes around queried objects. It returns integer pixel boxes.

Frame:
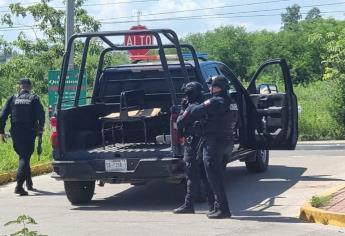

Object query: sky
[0,0,344,42]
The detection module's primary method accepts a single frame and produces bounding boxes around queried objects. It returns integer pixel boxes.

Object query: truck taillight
[170,108,183,157]
[50,116,59,149]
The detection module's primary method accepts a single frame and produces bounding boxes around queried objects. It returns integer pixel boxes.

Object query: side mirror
[257,83,278,94]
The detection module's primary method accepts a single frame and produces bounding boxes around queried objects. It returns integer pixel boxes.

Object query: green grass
[295,80,344,141]
[0,131,52,174]
[310,195,332,208]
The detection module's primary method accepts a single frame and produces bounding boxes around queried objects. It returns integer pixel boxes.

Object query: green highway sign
[48,70,87,115]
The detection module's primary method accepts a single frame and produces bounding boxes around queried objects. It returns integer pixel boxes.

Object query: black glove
[181,98,189,110]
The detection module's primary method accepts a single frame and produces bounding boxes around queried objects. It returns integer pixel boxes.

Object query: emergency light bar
[182,53,208,61]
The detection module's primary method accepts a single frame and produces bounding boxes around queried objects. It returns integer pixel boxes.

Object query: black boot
[207,204,215,216]
[207,209,231,219]
[173,204,195,214]
[26,185,36,191]
[14,186,28,196]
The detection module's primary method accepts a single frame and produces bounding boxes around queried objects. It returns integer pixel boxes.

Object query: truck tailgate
[62,143,172,160]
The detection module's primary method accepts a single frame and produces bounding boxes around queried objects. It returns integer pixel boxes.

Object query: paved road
[1,150,345,236]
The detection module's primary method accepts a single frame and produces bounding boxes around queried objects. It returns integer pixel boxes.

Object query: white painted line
[259,178,291,182]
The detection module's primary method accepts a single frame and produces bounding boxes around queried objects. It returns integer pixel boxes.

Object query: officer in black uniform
[177,75,238,219]
[0,78,45,196]
[173,82,215,214]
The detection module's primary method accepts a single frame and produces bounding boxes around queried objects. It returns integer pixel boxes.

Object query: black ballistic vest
[11,92,36,128]
[203,94,238,138]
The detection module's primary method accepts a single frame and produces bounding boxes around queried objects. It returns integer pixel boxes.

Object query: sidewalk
[322,187,345,213]
[296,140,345,150]
[298,140,345,144]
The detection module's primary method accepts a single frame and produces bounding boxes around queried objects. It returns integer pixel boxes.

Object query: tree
[281,4,302,30]
[0,0,102,100]
[2,0,100,44]
[322,29,345,134]
[305,7,321,20]
[185,26,252,80]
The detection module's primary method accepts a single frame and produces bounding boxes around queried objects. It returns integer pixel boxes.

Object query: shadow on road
[30,189,66,196]
[227,165,342,213]
[72,164,344,223]
[73,180,186,211]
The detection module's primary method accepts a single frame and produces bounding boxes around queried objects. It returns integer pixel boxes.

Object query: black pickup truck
[51,29,298,204]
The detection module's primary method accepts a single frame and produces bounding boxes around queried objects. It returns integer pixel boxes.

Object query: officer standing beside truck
[0,78,45,196]
[173,82,215,214]
[177,76,238,219]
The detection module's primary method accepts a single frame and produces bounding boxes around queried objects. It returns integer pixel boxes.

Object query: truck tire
[64,181,95,205]
[245,150,269,173]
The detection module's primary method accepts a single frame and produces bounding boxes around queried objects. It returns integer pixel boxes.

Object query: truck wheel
[245,150,269,173]
[64,181,95,205]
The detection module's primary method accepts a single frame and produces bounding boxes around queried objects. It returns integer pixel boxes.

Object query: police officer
[0,78,45,196]
[177,75,238,219]
[173,82,215,214]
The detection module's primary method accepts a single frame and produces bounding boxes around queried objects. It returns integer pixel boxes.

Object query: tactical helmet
[182,81,203,103]
[206,75,230,91]
[18,77,32,86]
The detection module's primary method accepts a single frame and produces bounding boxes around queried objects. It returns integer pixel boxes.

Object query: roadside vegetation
[310,195,332,208]
[184,5,345,141]
[3,214,46,236]
[0,3,345,173]
[0,129,52,173]
[295,81,344,140]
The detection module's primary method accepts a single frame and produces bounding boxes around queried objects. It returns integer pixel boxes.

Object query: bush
[330,75,345,133]
[295,80,344,140]
[310,195,331,208]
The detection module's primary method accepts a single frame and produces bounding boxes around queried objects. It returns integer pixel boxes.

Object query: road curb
[300,183,345,227]
[0,162,52,186]
[298,140,345,144]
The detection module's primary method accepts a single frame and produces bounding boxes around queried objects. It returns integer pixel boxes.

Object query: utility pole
[136,11,142,25]
[66,0,75,69]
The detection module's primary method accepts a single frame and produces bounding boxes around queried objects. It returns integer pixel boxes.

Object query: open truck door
[245,59,298,150]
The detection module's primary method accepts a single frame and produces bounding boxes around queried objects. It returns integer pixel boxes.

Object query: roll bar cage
[57,29,203,111]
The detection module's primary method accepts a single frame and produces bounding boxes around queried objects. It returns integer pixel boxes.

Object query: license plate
[105,159,127,172]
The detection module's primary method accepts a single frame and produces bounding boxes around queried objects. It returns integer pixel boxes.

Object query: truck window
[204,65,220,78]
[217,64,238,93]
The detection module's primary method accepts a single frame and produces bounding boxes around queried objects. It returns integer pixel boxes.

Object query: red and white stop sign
[124,25,154,56]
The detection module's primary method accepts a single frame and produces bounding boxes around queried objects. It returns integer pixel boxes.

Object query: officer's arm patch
[203,99,211,107]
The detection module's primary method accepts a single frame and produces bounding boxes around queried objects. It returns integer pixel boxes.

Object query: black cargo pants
[10,126,36,188]
[184,137,215,207]
[203,135,233,213]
